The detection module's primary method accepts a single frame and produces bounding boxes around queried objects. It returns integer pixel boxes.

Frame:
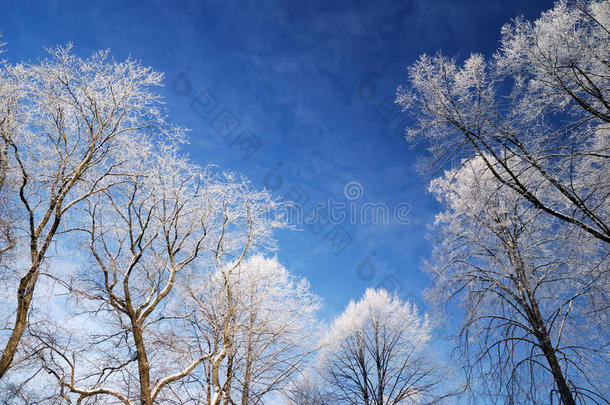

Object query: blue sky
[1,0,554,322]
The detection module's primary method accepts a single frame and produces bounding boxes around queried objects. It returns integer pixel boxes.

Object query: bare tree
[29,148,207,404]
[426,156,608,404]
[197,183,290,405]
[186,252,319,404]
[281,369,337,405]
[0,44,180,379]
[396,2,609,402]
[34,148,286,405]
[318,288,447,405]
[229,256,319,405]
[396,0,610,244]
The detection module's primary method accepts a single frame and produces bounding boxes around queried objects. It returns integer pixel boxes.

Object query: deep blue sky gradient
[1,0,555,323]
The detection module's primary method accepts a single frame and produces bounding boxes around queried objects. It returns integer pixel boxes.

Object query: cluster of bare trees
[283,289,451,405]
[0,38,450,405]
[1,1,608,404]
[0,44,326,404]
[397,0,609,403]
[186,254,320,404]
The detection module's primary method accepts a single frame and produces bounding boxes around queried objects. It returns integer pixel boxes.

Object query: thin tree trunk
[224,352,233,405]
[528,293,576,405]
[211,347,227,405]
[240,372,250,405]
[212,273,235,405]
[0,262,39,378]
[359,342,370,405]
[512,250,576,405]
[241,305,256,405]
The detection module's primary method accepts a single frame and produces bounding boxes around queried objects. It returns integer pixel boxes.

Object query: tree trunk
[241,376,250,405]
[0,262,39,378]
[131,320,152,405]
[224,352,233,405]
[212,270,235,405]
[211,347,227,405]
[513,253,576,405]
[528,296,575,405]
[359,343,370,405]
[241,309,256,405]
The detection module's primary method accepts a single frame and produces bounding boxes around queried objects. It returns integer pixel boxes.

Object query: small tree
[318,289,445,405]
[281,369,337,405]
[188,254,320,405]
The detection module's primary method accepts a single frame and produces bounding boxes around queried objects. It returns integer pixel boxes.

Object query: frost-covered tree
[188,254,320,405]
[318,289,446,405]
[427,156,608,404]
[36,149,209,405]
[34,150,287,405]
[0,45,181,379]
[281,369,337,405]
[396,0,610,244]
[397,2,610,403]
